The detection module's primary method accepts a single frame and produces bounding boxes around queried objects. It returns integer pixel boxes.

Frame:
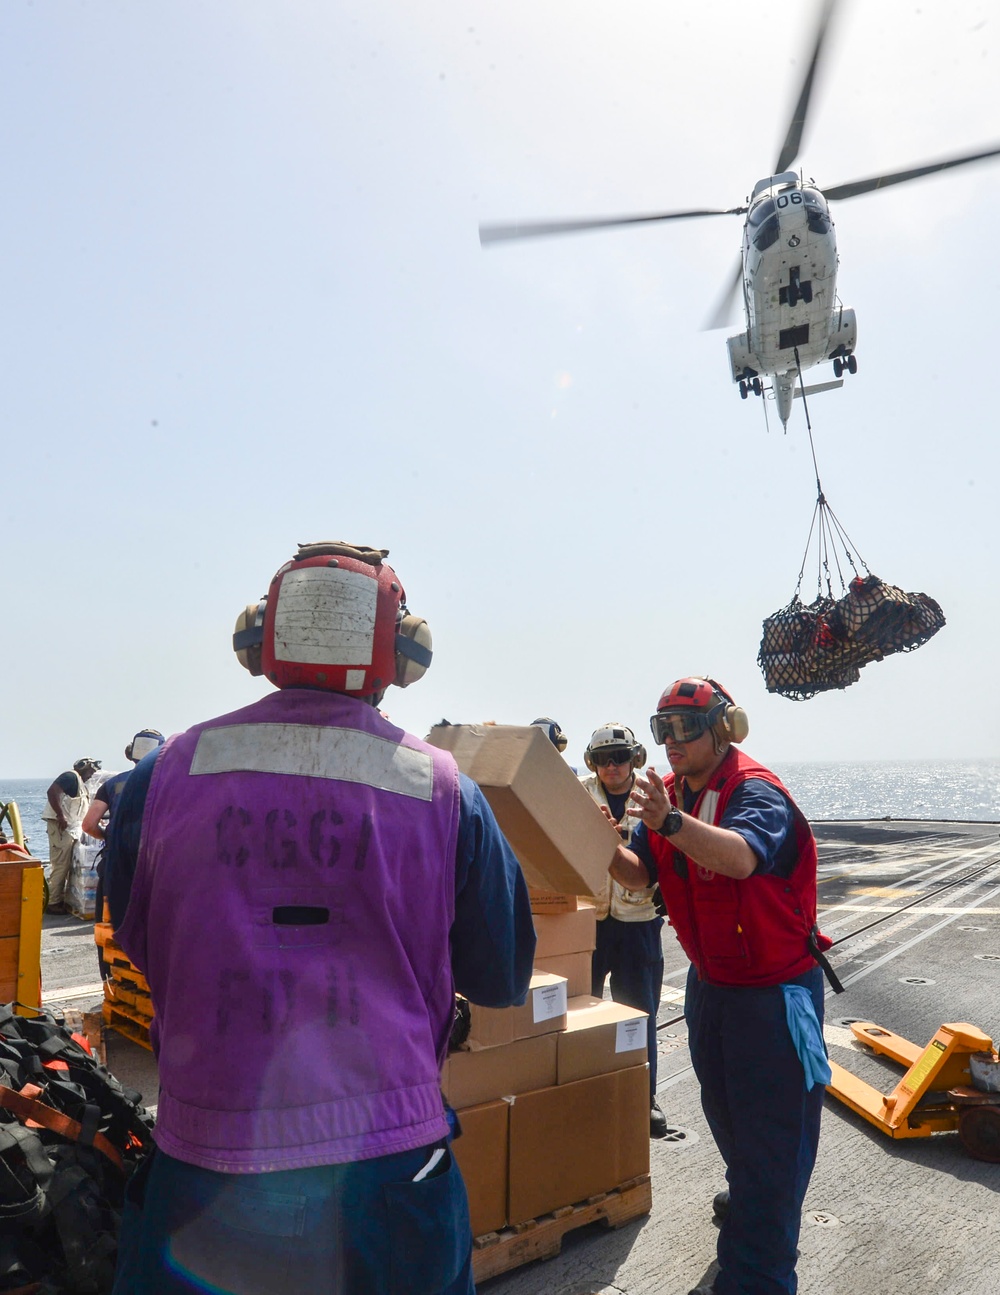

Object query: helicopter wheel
[958,1106,1000,1162]
[752,378,762,396]
[832,358,843,378]
[846,353,858,375]
[739,380,749,400]
[801,282,813,304]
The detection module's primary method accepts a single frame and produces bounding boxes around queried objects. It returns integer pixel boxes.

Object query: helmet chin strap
[711,731,730,757]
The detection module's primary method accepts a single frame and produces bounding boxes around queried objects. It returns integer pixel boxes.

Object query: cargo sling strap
[809,925,845,994]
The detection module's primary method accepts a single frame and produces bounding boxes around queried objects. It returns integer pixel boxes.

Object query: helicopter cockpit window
[802,191,831,235]
[748,198,776,227]
[750,199,780,250]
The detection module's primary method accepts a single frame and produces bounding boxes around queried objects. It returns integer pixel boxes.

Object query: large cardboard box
[557,996,649,1084]
[533,951,592,998]
[426,724,620,896]
[532,905,597,959]
[441,1034,558,1108]
[507,1065,650,1225]
[452,1100,509,1237]
[467,972,568,1049]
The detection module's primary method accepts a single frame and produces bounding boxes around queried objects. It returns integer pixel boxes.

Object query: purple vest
[117,689,461,1173]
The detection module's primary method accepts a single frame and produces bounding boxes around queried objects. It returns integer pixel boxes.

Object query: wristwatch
[656,807,683,837]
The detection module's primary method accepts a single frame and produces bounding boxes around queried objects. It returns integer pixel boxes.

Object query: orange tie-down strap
[0,1083,124,1172]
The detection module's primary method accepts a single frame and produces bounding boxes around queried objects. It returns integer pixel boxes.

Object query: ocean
[4,761,997,861]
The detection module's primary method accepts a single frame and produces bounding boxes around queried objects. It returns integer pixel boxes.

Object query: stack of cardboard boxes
[428,724,653,1243]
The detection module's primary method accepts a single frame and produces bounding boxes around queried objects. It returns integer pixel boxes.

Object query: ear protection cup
[124,744,133,761]
[394,612,433,688]
[716,706,749,743]
[632,743,648,768]
[583,749,596,772]
[233,600,266,676]
[704,677,749,744]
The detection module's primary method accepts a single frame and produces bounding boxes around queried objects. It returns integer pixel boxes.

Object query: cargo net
[759,494,945,701]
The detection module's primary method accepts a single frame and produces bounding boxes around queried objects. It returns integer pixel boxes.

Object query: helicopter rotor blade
[773,0,837,176]
[823,144,1000,202]
[479,207,745,246]
[702,259,744,332]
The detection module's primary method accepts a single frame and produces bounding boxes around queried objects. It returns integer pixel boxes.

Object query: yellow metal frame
[0,798,25,847]
[827,1020,995,1139]
[14,864,44,1016]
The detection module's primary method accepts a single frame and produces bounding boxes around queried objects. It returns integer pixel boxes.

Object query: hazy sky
[3,1,999,778]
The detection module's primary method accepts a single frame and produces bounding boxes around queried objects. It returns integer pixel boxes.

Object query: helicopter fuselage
[727,172,857,424]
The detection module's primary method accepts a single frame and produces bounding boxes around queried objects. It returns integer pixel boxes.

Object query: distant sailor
[42,757,100,915]
[530,716,568,754]
[104,541,535,1294]
[82,729,164,972]
[609,677,832,1295]
[580,722,667,1139]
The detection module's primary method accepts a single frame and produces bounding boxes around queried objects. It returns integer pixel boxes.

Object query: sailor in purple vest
[104,541,536,1295]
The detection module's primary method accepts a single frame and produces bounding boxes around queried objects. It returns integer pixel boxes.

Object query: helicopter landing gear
[833,357,842,378]
[752,377,762,396]
[739,380,749,400]
[847,353,857,374]
[833,353,858,379]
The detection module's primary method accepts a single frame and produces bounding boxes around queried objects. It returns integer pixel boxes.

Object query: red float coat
[647,747,829,987]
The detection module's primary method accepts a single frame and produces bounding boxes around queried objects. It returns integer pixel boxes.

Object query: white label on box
[616,1019,646,1053]
[532,980,568,1023]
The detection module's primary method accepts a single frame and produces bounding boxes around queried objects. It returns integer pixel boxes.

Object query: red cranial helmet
[655,678,724,713]
[233,542,432,698]
[650,677,748,748]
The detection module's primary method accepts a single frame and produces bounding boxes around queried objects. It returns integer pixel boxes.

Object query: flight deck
[37,819,1000,1295]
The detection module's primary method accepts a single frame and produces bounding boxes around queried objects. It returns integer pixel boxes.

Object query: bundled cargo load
[759,489,945,700]
[0,1003,154,1292]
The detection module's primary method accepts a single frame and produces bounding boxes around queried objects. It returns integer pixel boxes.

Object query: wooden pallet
[471,1175,652,1284]
[103,949,150,994]
[110,981,153,1019]
[102,1001,153,1051]
[93,922,115,948]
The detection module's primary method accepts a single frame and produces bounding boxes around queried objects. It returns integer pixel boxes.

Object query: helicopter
[479,0,1000,429]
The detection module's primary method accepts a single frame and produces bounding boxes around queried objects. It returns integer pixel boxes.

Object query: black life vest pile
[0,1003,154,1293]
[759,574,946,701]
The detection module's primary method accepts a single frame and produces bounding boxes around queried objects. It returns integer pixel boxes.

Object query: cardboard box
[426,725,620,897]
[467,972,568,1049]
[528,887,578,915]
[452,1100,509,1237]
[532,906,597,959]
[533,951,592,998]
[441,1034,558,1108]
[507,1065,650,1225]
[557,996,649,1084]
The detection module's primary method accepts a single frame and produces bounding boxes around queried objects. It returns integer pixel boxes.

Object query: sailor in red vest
[105,542,536,1295]
[608,677,832,1295]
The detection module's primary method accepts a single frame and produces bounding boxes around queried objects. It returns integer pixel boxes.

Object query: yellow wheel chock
[826,1021,1000,1162]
